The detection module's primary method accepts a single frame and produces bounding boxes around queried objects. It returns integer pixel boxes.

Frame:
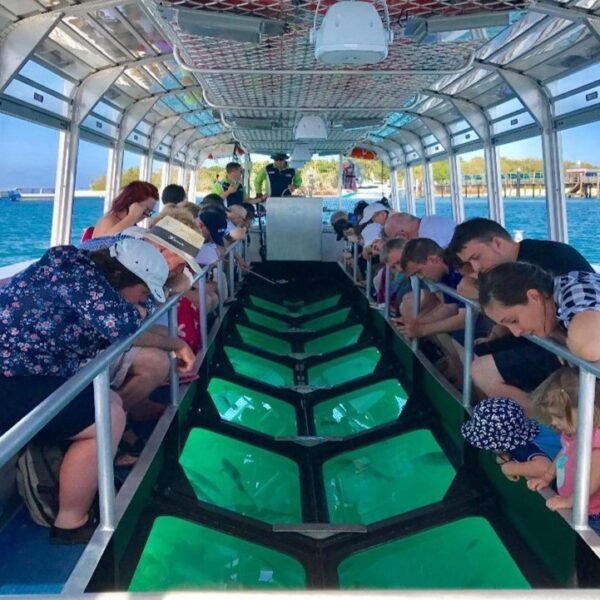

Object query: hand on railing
[173,339,196,374]
[546,494,573,512]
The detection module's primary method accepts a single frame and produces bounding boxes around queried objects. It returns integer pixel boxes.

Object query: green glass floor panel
[225,346,295,387]
[208,377,297,436]
[338,516,529,589]
[323,429,455,524]
[303,325,364,355]
[303,308,351,331]
[180,428,302,524]
[129,516,306,591]
[244,308,290,333]
[249,295,294,316]
[307,347,381,387]
[236,325,293,355]
[298,294,342,316]
[313,379,408,437]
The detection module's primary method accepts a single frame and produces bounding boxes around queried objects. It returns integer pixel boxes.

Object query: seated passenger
[461,396,560,482]
[0,239,169,543]
[93,181,158,238]
[528,368,600,534]
[161,184,186,206]
[384,212,455,248]
[447,218,594,411]
[394,237,464,339]
[479,262,600,363]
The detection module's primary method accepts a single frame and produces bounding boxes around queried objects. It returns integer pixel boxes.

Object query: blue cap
[461,397,540,452]
[199,209,227,246]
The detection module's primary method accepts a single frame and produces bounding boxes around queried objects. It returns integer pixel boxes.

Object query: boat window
[491,112,535,136]
[547,63,600,97]
[127,130,150,149]
[19,61,74,97]
[92,7,152,59]
[4,79,69,118]
[448,120,469,135]
[498,137,548,240]
[452,129,480,148]
[117,3,171,54]
[460,149,489,219]
[486,98,525,121]
[555,85,600,116]
[63,15,129,63]
[479,12,546,60]
[82,114,118,140]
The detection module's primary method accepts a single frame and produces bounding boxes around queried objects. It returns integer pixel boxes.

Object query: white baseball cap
[109,238,169,302]
[359,202,390,225]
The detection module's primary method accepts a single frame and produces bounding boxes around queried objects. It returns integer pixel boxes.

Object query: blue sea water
[0,195,599,267]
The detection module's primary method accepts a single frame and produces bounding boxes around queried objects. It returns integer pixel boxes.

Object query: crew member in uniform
[255,153,302,200]
[211,161,248,207]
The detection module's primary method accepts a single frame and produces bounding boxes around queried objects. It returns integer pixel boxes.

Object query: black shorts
[0,376,97,442]
[474,337,561,392]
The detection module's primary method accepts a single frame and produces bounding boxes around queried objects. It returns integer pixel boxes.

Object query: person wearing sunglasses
[93,181,159,238]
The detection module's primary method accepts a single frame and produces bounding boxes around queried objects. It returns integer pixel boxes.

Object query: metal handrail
[352,254,600,540]
[0,239,244,532]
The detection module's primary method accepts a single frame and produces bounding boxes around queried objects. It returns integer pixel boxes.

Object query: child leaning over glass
[461,396,561,481]
[528,367,600,534]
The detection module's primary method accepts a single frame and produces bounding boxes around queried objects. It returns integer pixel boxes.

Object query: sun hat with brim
[359,202,391,225]
[109,238,169,303]
[271,153,289,161]
[461,396,541,452]
[143,215,204,273]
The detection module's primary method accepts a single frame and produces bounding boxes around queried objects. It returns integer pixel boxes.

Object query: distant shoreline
[20,190,106,200]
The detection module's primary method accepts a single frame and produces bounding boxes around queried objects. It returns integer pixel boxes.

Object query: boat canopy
[1,0,599,226]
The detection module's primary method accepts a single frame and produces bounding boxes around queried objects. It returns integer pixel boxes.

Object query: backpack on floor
[16,441,64,527]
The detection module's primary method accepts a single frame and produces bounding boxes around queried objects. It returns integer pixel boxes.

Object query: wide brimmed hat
[271,153,289,161]
[461,397,541,452]
[143,215,204,273]
[109,238,169,302]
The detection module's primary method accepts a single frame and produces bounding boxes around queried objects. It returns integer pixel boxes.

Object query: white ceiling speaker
[295,116,328,140]
[310,0,393,65]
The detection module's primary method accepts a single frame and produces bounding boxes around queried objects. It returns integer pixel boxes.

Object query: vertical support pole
[51,127,79,246]
[573,369,596,530]
[484,142,504,225]
[187,167,197,203]
[139,153,151,182]
[390,167,400,211]
[198,274,208,354]
[175,164,184,185]
[365,257,372,300]
[449,153,465,223]
[410,276,421,352]
[423,160,435,215]
[105,144,123,212]
[92,368,116,531]
[405,166,416,215]
[384,264,391,318]
[228,254,235,300]
[338,154,344,210]
[352,242,358,284]
[161,162,171,191]
[217,259,224,319]
[167,304,179,406]
[462,304,475,408]
[542,126,567,242]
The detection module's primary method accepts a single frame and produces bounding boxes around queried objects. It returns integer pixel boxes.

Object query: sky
[0,111,599,189]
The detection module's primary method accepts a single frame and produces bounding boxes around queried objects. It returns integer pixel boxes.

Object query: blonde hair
[532,367,600,429]
[149,206,200,232]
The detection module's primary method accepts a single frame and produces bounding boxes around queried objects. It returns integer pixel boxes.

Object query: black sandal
[50,518,96,545]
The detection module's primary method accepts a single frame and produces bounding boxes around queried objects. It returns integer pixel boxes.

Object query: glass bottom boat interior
[2,260,597,595]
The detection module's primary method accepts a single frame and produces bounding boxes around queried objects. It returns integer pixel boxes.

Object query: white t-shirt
[361,223,383,248]
[418,215,456,248]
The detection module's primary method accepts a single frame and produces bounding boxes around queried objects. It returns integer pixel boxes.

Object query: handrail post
[352,242,358,284]
[411,275,421,352]
[228,253,235,300]
[167,304,179,406]
[92,368,116,531]
[365,256,372,300]
[198,273,208,354]
[217,259,224,319]
[383,264,391,318]
[462,303,475,408]
[573,368,596,529]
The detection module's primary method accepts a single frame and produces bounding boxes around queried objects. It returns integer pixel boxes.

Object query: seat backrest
[80,226,95,242]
